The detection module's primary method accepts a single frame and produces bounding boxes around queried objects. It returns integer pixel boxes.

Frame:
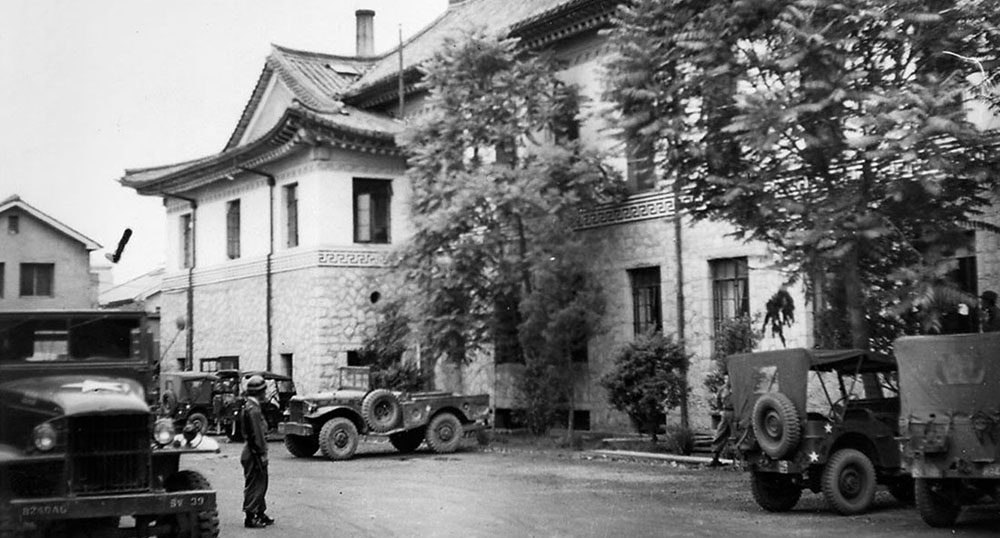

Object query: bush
[600,331,690,442]
[663,424,695,455]
[705,316,759,412]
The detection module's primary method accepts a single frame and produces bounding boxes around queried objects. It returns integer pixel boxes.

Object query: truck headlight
[33,423,57,452]
[154,418,175,446]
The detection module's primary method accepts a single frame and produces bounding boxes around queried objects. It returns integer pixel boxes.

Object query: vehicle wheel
[225,419,244,442]
[914,478,961,527]
[425,412,463,454]
[389,428,425,453]
[886,476,915,505]
[185,412,209,434]
[752,392,801,459]
[284,434,319,458]
[318,418,359,461]
[361,389,402,433]
[164,470,220,538]
[822,448,876,515]
[161,390,178,416]
[750,471,801,512]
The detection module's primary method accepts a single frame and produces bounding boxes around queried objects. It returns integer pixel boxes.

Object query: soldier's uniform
[242,376,273,528]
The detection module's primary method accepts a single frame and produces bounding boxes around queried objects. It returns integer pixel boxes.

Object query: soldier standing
[242,375,274,528]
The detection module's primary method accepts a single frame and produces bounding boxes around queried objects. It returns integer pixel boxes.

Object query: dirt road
[185,437,997,537]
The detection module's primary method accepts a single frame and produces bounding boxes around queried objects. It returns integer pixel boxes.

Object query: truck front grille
[68,414,151,495]
[288,399,304,422]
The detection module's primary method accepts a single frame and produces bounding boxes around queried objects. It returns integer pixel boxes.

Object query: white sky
[0,0,448,286]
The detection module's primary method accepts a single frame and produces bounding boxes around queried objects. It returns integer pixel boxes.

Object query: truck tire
[822,448,876,515]
[164,470,220,538]
[161,390,178,416]
[361,389,402,433]
[284,434,319,458]
[389,428,425,453]
[914,478,961,527]
[186,412,208,434]
[319,417,359,461]
[750,471,801,512]
[752,392,801,459]
[425,412,463,454]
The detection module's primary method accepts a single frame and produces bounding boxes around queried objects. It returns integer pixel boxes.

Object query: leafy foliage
[357,298,428,392]
[601,332,690,442]
[704,316,760,411]
[606,0,1000,350]
[762,289,795,346]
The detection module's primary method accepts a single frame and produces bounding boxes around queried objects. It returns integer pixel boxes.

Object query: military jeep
[0,310,220,538]
[727,348,908,515]
[278,366,490,461]
[895,333,1000,527]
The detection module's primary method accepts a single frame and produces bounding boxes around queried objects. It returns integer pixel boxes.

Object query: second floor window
[353,179,391,244]
[180,214,193,269]
[7,215,19,234]
[20,263,54,297]
[629,266,662,335]
[285,184,299,248]
[711,257,749,333]
[626,137,655,192]
[226,199,241,259]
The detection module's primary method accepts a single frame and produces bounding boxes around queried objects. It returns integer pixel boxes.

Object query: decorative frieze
[575,192,675,229]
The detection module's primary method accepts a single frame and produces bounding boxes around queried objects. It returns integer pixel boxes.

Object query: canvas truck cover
[726,348,891,439]
[894,333,1000,421]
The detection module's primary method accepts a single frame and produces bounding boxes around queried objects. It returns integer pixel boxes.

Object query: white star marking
[824,423,833,434]
[808,451,820,463]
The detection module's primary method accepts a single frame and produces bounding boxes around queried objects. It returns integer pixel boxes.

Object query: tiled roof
[99,266,164,307]
[345,0,610,99]
[122,105,404,194]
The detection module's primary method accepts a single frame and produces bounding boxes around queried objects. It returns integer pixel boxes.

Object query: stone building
[120,0,1000,432]
[0,195,103,310]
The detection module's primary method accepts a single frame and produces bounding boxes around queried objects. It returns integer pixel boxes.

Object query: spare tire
[361,389,402,433]
[161,390,178,417]
[752,392,801,459]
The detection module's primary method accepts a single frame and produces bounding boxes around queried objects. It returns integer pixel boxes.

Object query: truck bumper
[278,422,313,437]
[10,489,216,523]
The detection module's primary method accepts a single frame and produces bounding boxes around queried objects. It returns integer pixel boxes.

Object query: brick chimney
[356,9,375,57]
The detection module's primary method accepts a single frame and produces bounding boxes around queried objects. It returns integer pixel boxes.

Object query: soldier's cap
[981,290,998,303]
[246,375,266,393]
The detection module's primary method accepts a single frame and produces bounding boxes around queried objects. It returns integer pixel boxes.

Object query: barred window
[629,267,662,335]
[711,257,749,333]
[226,199,241,259]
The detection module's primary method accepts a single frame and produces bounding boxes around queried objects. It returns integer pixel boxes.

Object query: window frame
[353,178,392,244]
[710,257,750,333]
[284,184,299,248]
[180,213,193,269]
[628,266,662,336]
[19,263,54,297]
[626,137,655,192]
[226,199,241,260]
[7,215,19,234]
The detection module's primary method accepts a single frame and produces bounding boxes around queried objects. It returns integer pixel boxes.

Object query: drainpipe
[673,177,689,429]
[161,193,197,370]
[239,166,276,372]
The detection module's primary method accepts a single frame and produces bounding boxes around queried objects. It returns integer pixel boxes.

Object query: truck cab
[0,310,219,538]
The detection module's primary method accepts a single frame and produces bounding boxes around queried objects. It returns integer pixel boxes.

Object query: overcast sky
[0,0,448,288]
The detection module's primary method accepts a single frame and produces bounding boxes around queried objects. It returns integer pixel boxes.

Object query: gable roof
[0,195,101,250]
[225,45,378,151]
[100,266,164,308]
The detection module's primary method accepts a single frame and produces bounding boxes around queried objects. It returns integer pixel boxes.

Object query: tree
[605,0,1000,352]
[601,331,690,442]
[356,298,428,392]
[397,30,620,411]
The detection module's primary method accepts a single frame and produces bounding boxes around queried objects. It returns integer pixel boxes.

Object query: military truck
[278,366,490,461]
[727,348,909,515]
[0,310,220,538]
[895,333,1000,527]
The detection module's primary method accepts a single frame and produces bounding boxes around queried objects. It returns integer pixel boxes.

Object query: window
[0,263,4,298]
[353,179,391,244]
[200,356,239,372]
[285,184,299,248]
[177,357,188,371]
[180,214,193,269]
[20,263,54,297]
[226,199,241,259]
[280,353,293,378]
[711,257,749,333]
[347,350,369,367]
[629,267,662,335]
[7,215,18,234]
[626,137,655,192]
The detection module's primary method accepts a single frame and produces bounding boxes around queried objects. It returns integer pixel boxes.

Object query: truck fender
[308,406,364,428]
